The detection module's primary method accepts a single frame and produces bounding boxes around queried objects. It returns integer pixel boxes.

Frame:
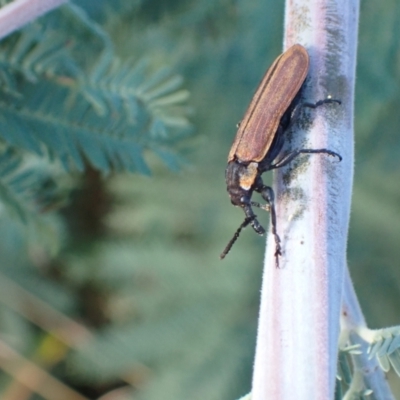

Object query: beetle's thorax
[225,160,259,207]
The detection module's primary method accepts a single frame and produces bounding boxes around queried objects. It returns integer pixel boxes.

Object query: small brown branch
[0,339,88,400]
[0,272,92,347]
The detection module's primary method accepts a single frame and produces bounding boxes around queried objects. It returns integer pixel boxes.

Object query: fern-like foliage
[0,4,191,175]
[0,146,50,219]
[367,327,400,375]
[0,144,65,250]
[335,344,376,400]
[335,326,400,400]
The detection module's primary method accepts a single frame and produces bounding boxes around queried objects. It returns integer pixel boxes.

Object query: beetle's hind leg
[303,97,341,109]
[269,148,342,170]
[294,96,341,120]
[288,96,341,133]
[252,185,281,268]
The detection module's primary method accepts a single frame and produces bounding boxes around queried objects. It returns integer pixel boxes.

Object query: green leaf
[0,5,192,175]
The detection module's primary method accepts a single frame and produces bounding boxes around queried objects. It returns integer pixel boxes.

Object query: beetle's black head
[225,160,265,231]
[221,160,266,259]
[225,160,258,206]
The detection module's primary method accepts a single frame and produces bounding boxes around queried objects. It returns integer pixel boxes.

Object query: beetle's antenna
[220,216,255,259]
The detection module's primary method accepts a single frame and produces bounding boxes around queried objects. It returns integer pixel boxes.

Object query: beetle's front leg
[253,185,282,268]
[242,203,265,235]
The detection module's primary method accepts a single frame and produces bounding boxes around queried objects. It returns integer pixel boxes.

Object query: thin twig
[0,339,88,400]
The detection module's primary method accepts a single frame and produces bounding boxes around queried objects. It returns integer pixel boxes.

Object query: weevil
[220,44,341,266]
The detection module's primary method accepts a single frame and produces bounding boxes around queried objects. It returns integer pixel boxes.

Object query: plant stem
[251,0,358,398]
[0,0,67,40]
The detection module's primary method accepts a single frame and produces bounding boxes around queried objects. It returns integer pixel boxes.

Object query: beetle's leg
[266,96,342,171]
[251,201,270,212]
[289,97,341,130]
[260,186,281,268]
[303,97,341,109]
[220,216,255,259]
[242,203,265,235]
[269,148,342,170]
[252,185,281,268]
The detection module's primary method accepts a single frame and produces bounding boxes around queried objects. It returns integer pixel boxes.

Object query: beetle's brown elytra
[221,44,341,266]
[228,44,309,163]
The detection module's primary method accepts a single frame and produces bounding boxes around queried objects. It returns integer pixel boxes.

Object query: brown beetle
[220,44,341,266]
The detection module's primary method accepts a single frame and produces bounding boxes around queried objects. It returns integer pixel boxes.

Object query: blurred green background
[0,0,400,399]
